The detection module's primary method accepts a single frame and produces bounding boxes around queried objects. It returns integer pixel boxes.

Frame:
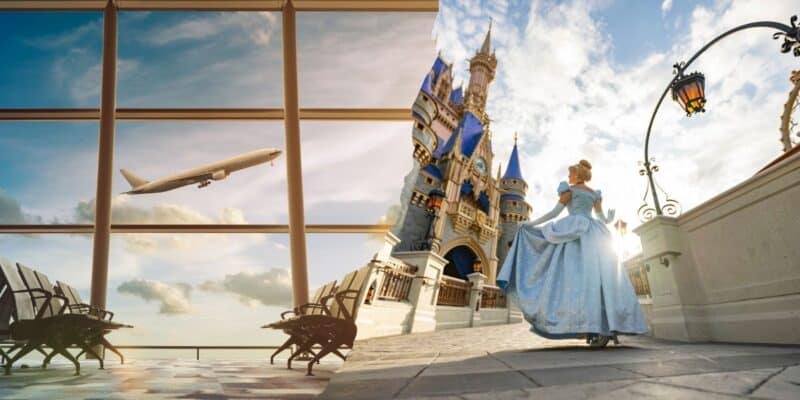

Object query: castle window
[512,201,518,207]
[426,177,433,185]
[416,122,423,130]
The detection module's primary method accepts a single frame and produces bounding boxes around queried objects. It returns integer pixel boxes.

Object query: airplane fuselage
[124,148,281,194]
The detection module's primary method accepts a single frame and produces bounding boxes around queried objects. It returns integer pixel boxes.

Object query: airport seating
[273,265,371,376]
[0,257,131,375]
[54,280,127,364]
[263,279,338,365]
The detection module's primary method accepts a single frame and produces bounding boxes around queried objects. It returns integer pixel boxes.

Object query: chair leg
[287,339,314,370]
[35,346,49,357]
[100,337,124,365]
[307,344,336,376]
[271,335,297,365]
[81,345,104,370]
[42,349,59,369]
[4,343,39,375]
[332,349,346,361]
[54,346,81,376]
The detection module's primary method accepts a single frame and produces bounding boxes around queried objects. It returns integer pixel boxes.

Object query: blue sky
[1,1,798,346]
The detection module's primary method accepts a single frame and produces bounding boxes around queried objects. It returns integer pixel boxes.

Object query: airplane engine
[211,170,227,180]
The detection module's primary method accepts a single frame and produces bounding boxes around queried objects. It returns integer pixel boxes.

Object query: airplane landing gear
[198,180,211,188]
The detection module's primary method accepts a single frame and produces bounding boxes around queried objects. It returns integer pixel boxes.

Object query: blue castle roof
[449,86,463,105]
[435,112,484,158]
[422,164,443,180]
[502,142,524,181]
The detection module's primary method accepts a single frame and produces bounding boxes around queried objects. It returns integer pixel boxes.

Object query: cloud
[23,19,101,49]
[145,12,278,46]
[117,279,192,314]
[74,195,255,255]
[198,269,293,307]
[662,0,674,15]
[434,0,797,235]
[0,189,43,224]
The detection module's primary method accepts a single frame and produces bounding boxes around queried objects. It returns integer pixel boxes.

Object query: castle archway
[440,238,488,279]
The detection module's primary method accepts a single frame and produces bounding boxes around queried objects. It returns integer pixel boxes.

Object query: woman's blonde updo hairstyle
[569,159,593,182]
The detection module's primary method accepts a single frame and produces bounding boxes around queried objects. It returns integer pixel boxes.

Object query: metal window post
[90,0,118,321]
[282,0,310,307]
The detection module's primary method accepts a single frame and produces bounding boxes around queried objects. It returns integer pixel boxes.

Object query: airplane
[120,147,282,195]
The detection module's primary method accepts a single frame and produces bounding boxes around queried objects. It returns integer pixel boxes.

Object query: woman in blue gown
[496,160,648,347]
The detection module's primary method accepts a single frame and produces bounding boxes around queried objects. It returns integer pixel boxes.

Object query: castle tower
[392,34,505,284]
[463,22,497,125]
[497,133,532,267]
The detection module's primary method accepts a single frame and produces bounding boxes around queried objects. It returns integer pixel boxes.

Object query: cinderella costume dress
[497,181,648,340]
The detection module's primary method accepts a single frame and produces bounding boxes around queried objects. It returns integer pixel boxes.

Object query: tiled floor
[0,357,342,399]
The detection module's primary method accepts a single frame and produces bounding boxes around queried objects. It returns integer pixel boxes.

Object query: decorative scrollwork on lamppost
[639,15,800,223]
[638,157,681,222]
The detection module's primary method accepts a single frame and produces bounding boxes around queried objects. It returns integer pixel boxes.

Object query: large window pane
[0,122,98,224]
[118,12,283,107]
[300,122,412,224]
[0,12,103,107]
[297,12,437,107]
[113,121,287,224]
[107,233,290,352]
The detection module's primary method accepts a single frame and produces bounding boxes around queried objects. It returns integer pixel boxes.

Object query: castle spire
[480,19,492,55]
[502,134,524,181]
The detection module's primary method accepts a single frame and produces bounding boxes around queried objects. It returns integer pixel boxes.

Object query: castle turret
[497,133,532,266]
[463,22,497,124]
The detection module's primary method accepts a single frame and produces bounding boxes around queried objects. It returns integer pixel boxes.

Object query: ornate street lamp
[671,69,706,116]
[614,219,628,236]
[639,15,800,222]
[472,260,483,273]
[419,188,446,251]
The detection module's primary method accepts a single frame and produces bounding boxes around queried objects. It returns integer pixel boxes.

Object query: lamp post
[614,219,628,262]
[420,188,445,251]
[639,15,800,222]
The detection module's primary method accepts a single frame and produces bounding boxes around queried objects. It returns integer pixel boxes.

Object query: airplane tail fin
[120,168,148,188]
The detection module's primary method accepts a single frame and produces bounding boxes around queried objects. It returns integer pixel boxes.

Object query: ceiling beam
[0,224,392,234]
[0,0,437,11]
[0,108,411,121]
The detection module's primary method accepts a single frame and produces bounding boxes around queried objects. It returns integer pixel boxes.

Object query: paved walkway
[321,323,800,399]
[0,357,342,399]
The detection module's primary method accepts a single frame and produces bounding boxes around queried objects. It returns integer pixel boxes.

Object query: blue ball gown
[497,181,648,340]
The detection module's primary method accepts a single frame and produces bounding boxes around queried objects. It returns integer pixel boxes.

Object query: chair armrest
[296,303,331,316]
[14,288,54,319]
[52,294,70,315]
[281,309,298,319]
[331,289,361,321]
[76,303,114,321]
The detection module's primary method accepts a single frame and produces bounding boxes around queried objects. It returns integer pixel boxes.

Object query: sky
[0,0,798,347]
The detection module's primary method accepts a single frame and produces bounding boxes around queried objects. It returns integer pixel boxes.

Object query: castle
[390,25,533,284]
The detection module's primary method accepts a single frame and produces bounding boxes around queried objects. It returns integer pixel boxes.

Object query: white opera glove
[524,203,565,227]
[594,208,615,224]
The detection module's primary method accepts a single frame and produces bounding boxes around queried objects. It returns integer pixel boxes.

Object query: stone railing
[377,264,418,302]
[436,276,470,307]
[480,285,507,308]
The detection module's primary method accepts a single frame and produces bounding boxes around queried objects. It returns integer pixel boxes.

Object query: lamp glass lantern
[427,188,445,211]
[671,71,706,116]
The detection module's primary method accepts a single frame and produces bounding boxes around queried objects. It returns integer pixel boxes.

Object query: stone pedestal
[373,232,401,263]
[634,216,707,342]
[467,272,486,327]
[393,250,447,334]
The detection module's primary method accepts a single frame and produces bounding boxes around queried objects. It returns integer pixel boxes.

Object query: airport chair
[49,278,130,365]
[264,280,337,365]
[287,265,372,376]
[55,280,114,321]
[0,258,130,375]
